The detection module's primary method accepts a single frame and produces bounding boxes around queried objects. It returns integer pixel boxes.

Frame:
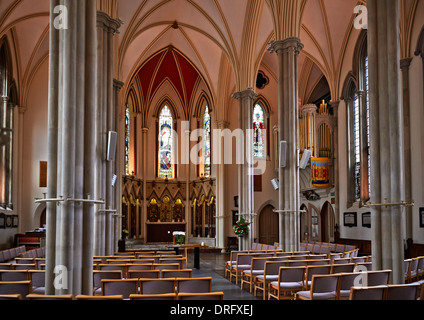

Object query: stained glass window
[158,105,174,178]
[253,103,265,158]
[203,105,211,177]
[353,93,361,200]
[125,107,130,175]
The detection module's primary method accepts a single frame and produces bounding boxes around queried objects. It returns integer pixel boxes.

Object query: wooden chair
[240,257,270,293]
[101,279,139,299]
[27,294,74,300]
[0,294,22,300]
[254,261,287,299]
[386,283,421,300]
[98,264,128,278]
[0,270,29,281]
[28,270,46,294]
[139,278,176,295]
[127,270,160,279]
[130,293,177,300]
[295,274,340,300]
[76,295,124,300]
[161,269,192,279]
[336,272,364,300]
[230,253,255,285]
[177,292,224,300]
[93,270,123,295]
[268,267,306,300]
[176,277,212,294]
[304,265,332,290]
[0,281,32,300]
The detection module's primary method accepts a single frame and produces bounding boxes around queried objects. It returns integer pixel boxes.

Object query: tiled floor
[186,252,261,301]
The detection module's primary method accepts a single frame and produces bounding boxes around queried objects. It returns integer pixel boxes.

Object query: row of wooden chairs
[0,292,224,301]
[0,246,27,263]
[300,242,357,255]
[348,283,424,300]
[404,257,424,283]
[263,268,392,300]
[0,277,215,300]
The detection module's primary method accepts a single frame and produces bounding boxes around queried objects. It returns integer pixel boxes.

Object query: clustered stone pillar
[269,38,303,252]
[94,11,121,257]
[368,0,405,284]
[46,0,98,296]
[232,88,257,251]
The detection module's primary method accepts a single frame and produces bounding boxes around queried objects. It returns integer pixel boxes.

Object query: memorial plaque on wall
[39,161,47,188]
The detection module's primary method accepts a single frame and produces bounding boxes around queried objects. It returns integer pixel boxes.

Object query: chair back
[101,279,138,299]
[27,294,74,300]
[306,266,331,283]
[349,286,386,300]
[127,264,153,272]
[310,274,339,293]
[161,269,192,279]
[177,292,224,300]
[128,270,160,279]
[367,270,391,286]
[279,267,306,284]
[13,264,36,271]
[386,284,420,300]
[251,258,270,271]
[264,261,287,276]
[308,259,330,266]
[93,271,123,291]
[237,254,254,266]
[139,278,175,295]
[0,271,28,282]
[130,293,177,300]
[177,277,212,293]
[0,281,32,300]
[153,263,180,271]
[330,263,355,274]
[28,270,45,289]
[76,295,124,300]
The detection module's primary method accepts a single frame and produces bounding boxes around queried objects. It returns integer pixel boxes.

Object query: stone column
[232,89,257,251]
[368,0,405,284]
[142,127,149,240]
[113,79,124,252]
[46,0,98,296]
[400,58,413,240]
[94,11,121,256]
[329,100,340,228]
[269,38,303,252]
[215,120,229,252]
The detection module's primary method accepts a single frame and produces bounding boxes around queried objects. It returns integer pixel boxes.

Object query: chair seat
[32,287,45,294]
[270,281,303,289]
[296,291,337,300]
[256,275,279,281]
[339,289,350,298]
[243,270,264,276]
[233,265,251,270]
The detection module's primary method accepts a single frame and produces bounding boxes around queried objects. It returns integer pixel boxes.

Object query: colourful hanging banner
[311,158,330,188]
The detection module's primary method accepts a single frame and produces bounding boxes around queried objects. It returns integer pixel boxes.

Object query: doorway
[259,205,279,245]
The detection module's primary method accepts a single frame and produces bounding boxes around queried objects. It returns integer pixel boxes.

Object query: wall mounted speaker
[107,131,118,161]
[279,141,287,168]
[271,178,279,190]
[299,149,312,169]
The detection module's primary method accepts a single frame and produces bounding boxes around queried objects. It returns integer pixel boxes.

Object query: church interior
[0,0,424,301]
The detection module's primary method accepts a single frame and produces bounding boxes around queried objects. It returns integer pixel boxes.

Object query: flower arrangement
[234,218,250,236]
[122,229,129,240]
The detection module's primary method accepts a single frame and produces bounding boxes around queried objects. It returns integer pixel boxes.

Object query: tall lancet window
[202,105,211,177]
[253,103,265,158]
[125,106,130,175]
[158,105,174,178]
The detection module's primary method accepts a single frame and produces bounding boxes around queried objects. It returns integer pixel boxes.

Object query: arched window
[344,31,370,206]
[253,103,266,159]
[202,105,211,177]
[158,105,174,178]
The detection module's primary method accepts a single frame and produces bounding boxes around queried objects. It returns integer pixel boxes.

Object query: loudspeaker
[107,131,118,161]
[299,149,312,169]
[279,141,287,168]
[271,178,279,191]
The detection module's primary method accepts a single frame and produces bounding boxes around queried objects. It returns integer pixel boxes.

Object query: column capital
[268,37,304,55]
[232,88,258,101]
[400,57,413,71]
[301,104,318,116]
[97,11,122,34]
[113,79,124,90]
[215,120,230,129]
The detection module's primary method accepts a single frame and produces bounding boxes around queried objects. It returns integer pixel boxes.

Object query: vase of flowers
[234,218,250,237]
